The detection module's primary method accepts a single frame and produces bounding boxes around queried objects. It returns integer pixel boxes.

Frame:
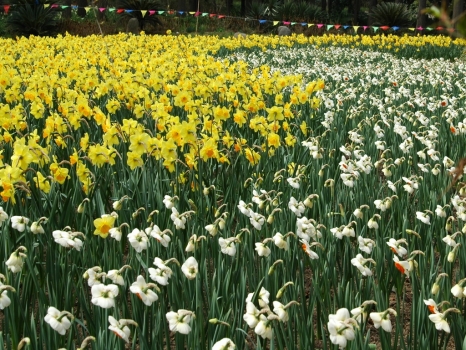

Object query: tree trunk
[322,0,326,13]
[62,0,72,19]
[368,0,377,25]
[352,0,360,24]
[241,0,245,17]
[453,0,464,28]
[226,0,233,15]
[77,0,87,17]
[188,0,197,12]
[416,0,427,28]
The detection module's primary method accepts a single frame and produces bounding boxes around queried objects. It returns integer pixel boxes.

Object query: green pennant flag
[61,5,69,8]
[373,26,379,32]
[291,22,296,26]
[158,10,164,14]
[108,7,115,11]
[326,24,333,30]
[202,12,208,16]
[426,27,433,30]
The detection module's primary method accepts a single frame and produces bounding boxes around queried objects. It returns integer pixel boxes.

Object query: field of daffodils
[0,32,466,349]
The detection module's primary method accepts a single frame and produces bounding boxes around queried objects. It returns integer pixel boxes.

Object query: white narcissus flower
[109,227,122,241]
[351,254,374,276]
[44,307,72,335]
[416,211,431,225]
[387,238,408,257]
[435,205,447,218]
[237,200,251,217]
[148,258,173,286]
[11,216,29,232]
[287,177,300,189]
[423,299,439,314]
[272,301,289,322]
[166,309,194,334]
[30,221,45,234]
[273,232,288,250]
[108,316,131,343]
[0,281,14,310]
[52,230,82,250]
[370,309,396,332]
[181,257,198,280]
[358,236,375,254]
[127,228,149,253]
[212,338,236,350]
[130,275,159,306]
[0,207,9,223]
[288,196,305,217]
[84,267,105,287]
[249,211,265,230]
[205,223,218,236]
[254,314,273,339]
[255,242,271,257]
[243,301,260,328]
[149,225,171,247]
[450,283,465,298]
[106,270,125,286]
[428,311,458,333]
[163,195,176,209]
[170,207,187,230]
[367,217,379,230]
[5,247,27,273]
[300,240,319,260]
[328,308,356,349]
[91,284,119,309]
[218,237,237,256]
[393,255,412,277]
[353,208,363,219]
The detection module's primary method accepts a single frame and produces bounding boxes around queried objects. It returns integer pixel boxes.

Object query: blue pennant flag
[392,26,399,31]
[301,22,307,26]
[178,11,184,15]
[259,19,267,24]
[343,25,349,29]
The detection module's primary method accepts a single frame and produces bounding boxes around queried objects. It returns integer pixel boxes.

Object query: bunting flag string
[0,3,451,34]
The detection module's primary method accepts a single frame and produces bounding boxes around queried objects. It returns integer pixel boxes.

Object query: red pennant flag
[4,5,10,14]
[435,26,444,30]
[283,21,291,25]
[416,26,424,30]
[209,13,216,17]
[218,14,225,19]
[99,7,105,12]
[149,10,155,15]
[51,4,58,8]
[334,24,341,30]
[380,26,389,30]
[117,8,124,13]
[194,11,200,16]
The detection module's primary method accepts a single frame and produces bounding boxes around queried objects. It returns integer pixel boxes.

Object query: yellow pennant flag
[84,6,91,13]
[353,26,359,31]
[273,21,279,26]
[44,4,50,8]
[408,28,415,31]
[141,10,147,17]
[189,11,195,15]
[308,23,314,27]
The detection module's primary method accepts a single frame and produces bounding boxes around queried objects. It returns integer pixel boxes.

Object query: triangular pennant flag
[218,15,225,19]
[373,26,379,32]
[259,19,267,24]
[380,26,389,30]
[392,26,399,31]
[3,4,10,13]
[108,8,115,12]
[149,10,155,15]
[273,21,279,26]
[178,11,184,15]
[291,22,296,25]
[51,4,58,8]
[343,25,349,29]
[209,13,216,17]
[189,11,195,15]
[117,8,124,13]
[61,5,69,9]
[99,7,105,12]
[326,24,333,30]
[308,23,314,27]
[435,26,444,30]
[283,21,291,25]
[194,11,200,16]
[158,10,164,14]
[84,6,91,13]
[301,22,307,26]
[141,10,147,17]
[334,24,341,30]
[353,26,359,31]
[125,9,133,13]
[426,27,433,30]
[71,5,78,9]
[317,24,324,28]
[202,12,208,16]
[362,25,368,31]
[44,4,50,8]
[408,27,415,31]
[416,26,424,30]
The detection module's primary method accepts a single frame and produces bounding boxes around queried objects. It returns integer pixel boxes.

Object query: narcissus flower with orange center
[93,214,117,238]
[53,167,69,185]
[393,255,411,277]
[200,138,219,162]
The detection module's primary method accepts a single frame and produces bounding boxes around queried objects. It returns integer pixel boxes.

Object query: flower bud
[447,251,456,263]
[431,283,439,295]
